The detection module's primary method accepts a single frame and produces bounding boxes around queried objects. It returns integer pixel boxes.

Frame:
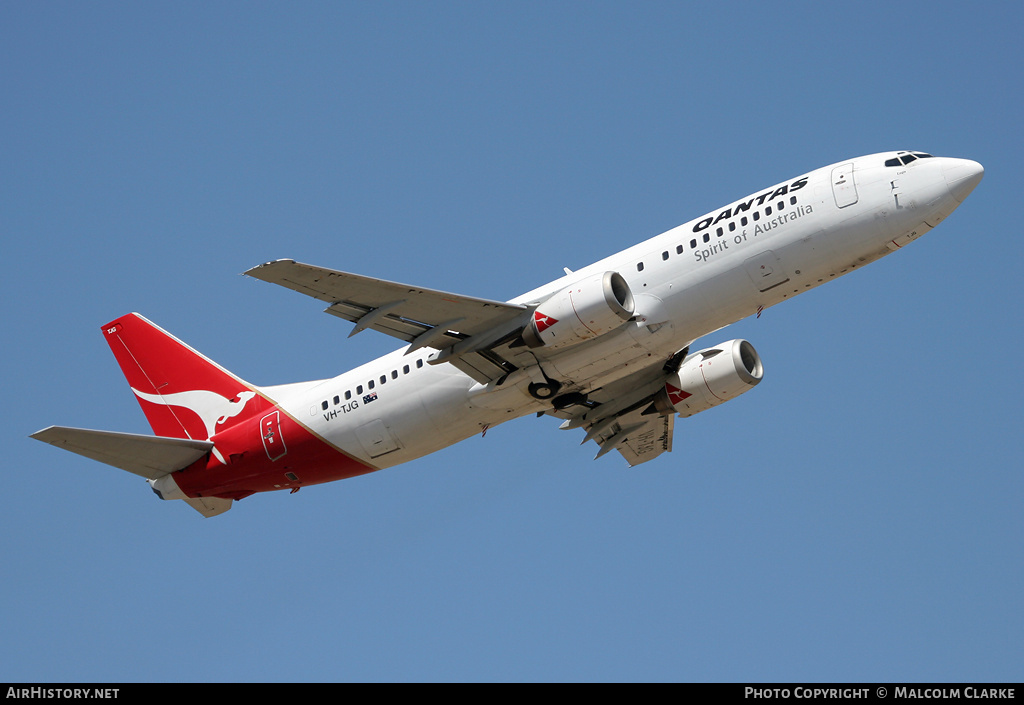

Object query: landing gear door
[744,251,790,293]
[832,163,858,208]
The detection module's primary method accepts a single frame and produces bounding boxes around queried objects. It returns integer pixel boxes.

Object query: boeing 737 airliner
[33,151,984,517]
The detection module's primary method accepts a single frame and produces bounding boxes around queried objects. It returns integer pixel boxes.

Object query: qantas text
[694,204,813,263]
[692,177,809,233]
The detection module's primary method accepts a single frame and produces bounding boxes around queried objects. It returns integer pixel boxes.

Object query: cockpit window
[886,151,934,167]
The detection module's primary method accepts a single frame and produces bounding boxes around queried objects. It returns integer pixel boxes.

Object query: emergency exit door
[261,411,287,461]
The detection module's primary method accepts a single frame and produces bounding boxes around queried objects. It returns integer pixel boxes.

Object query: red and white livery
[33,151,983,516]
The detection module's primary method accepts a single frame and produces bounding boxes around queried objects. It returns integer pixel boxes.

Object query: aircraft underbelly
[332,370,490,468]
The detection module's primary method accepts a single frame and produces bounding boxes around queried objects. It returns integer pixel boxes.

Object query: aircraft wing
[245,260,530,383]
[607,413,674,466]
[574,403,674,467]
[553,356,684,467]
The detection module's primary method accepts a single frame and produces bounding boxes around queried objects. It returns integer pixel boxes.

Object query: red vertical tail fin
[103,313,270,440]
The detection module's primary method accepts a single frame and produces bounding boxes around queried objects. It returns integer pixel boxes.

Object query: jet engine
[648,339,763,417]
[521,271,635,350]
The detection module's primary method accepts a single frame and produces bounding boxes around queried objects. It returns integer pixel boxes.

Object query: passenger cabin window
[662,251,669,260]
[637,262,644,272]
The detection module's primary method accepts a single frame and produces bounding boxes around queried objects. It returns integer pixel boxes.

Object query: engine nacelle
[650,339,763,417]
[522,271,635,350]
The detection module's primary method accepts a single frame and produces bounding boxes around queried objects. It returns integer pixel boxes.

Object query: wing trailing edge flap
[590,410,674,466]
[613,413,674,466]
[442,350,514,385]
[31,426,213,480]
[552,356,687,466]
[245,259,528,358]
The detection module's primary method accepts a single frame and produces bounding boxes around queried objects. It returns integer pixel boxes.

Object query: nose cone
[943,158,984,203]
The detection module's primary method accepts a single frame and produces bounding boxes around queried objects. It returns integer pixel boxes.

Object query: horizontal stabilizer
[31,426,213,480]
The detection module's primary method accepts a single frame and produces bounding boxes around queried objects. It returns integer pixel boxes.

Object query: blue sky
[3,1,1021,682]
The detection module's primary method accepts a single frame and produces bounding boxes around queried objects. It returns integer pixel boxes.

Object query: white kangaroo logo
[132,388,257,440]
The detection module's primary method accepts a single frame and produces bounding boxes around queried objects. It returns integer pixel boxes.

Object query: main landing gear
[528,380,590,412]
[523,361,590,409]
[527,380,561,400]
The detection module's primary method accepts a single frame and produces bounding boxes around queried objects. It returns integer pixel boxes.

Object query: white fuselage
[270,152,980,468]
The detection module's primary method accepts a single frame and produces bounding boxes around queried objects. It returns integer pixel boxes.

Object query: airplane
[32,151,984,517]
